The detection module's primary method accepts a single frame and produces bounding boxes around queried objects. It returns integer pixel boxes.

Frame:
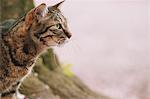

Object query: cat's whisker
[69,38,82,53]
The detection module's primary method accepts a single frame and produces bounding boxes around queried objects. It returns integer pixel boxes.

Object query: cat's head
[25,1,72,47]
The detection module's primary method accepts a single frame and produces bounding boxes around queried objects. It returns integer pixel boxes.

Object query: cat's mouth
[40,35,66,46]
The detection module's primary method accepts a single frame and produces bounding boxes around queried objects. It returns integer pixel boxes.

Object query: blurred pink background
[35,0,150,99]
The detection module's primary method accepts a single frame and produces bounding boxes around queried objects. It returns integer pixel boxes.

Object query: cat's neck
[1,19,44,67]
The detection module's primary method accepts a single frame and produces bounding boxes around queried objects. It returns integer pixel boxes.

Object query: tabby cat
[0,1,71,98]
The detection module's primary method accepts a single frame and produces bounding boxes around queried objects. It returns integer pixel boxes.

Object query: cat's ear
[48,0,64,10]
[25,3,46,28]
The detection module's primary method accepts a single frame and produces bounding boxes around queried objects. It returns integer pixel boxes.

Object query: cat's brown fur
[0,1,71,98]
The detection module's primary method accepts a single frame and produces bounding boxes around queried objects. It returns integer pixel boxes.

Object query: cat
[0,1,72,98]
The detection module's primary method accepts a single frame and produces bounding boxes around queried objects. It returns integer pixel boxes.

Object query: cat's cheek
[41,38,57,46]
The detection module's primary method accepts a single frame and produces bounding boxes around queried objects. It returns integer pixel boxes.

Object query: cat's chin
[44,43,58,47]
[45,40,67,47]
[46,42,65,48]
[46,41,65,47]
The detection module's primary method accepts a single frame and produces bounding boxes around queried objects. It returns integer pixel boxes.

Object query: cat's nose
[65,31,72,39]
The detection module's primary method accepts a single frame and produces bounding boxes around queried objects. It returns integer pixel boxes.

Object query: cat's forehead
[47,9,67,23]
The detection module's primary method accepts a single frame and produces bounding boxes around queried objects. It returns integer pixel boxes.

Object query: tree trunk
[0,0,34,22]
[0,0,110,99]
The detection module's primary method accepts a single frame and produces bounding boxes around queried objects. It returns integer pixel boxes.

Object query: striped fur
[0,1,71,98]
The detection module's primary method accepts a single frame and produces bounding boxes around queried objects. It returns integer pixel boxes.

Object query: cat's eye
[49,24,62,30]
[56,24,62,29]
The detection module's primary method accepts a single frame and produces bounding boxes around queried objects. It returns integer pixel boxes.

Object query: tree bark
[0,0,110,99]
[0,0,34,22]
[19,49,109,99]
